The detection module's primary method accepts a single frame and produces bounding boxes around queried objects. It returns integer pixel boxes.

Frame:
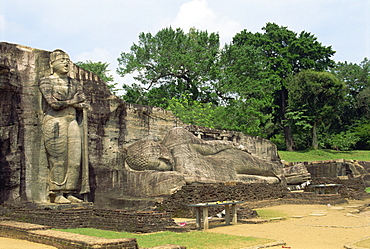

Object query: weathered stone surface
[0,43,39,203]
[119,127,285,203]
[283,163,311,185]
[124,170,186,197]
[303,159,370,183]
[125,140,173,171]
[0,42,118,204]
[39,49,89,204]
[185,125,280,162]
[161,127,284,184]
[0,42,287,210]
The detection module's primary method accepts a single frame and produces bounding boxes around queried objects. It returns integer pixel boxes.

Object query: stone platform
[1,203,184,233]
[29,202,94,210]
[0,220,138,249]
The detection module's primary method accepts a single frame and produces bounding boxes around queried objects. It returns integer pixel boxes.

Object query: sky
[1,0,369,87]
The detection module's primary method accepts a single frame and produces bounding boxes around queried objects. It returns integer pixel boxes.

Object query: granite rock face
[162,127,284,184]
[0,42,286,209]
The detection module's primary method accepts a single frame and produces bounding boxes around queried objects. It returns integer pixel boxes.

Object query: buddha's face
[51,56,70,75]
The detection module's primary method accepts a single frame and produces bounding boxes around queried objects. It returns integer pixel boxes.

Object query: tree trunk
[312,121,318,149]
[279,87,295,151]
[284,125,295,151]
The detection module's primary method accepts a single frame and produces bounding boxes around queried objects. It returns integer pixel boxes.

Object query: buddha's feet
[54,195,72,204]
[67,195,83,203]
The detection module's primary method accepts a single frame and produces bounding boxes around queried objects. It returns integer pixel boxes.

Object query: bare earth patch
[0,237,57,249]
[207,199,370,249]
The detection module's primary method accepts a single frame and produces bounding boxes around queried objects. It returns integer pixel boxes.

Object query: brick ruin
[0,204,181,233]
[157,178,369,219]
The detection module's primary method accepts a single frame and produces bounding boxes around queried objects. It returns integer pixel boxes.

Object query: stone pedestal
[26,202,93,210]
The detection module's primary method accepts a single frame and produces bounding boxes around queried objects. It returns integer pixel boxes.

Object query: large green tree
[330,58,370,121]
[230,23,335,150]
[286,70,346,149]
[117,27,220,107]
[215,43,278,136]
[330,58,370,149]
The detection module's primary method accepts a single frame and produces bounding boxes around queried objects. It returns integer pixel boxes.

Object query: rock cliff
[0,42,285,209]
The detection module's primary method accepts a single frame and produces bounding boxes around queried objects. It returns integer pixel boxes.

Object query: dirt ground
[0,237,57,249]
[2,199,370,249]
[206,199,370,249]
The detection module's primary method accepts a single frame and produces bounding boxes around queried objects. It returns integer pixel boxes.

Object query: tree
[166,94,219,129]
[76,60,120,95]
[231,23,335,150]
[330,58,370,122]
[330,58,370,149]
[286,70,346,149]
[215,43,277,136]
[117,27,220,107]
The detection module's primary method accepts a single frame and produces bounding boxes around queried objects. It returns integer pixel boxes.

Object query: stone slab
[29,229,136,245]
[29,202,93,210]
[0,220,51,230]
[239,218,270,224]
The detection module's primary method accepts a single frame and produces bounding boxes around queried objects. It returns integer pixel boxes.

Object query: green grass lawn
[255,209,288,219]
[58,228,274,249]
[278,149,370,162]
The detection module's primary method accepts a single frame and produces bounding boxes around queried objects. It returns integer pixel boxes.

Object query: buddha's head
[50,49,70,75]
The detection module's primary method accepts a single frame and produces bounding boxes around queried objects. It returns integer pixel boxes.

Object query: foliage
[232,23,335,78]
[322,131,360,151]
[76,60,120,95]
[286,70,346,149]
[59,228,273,249]
[118,26,278,137]
[230,23,336,150]
[167,94,218,128]
[278,149,370,162]
[351,120,370,149]
[114,24,368,151]
[216,42,277,137]
[329,58,370,149]
[330,58,370,119]
[270,134,286,150]
[117,27,220,105]
[120,83,148,105]
[167,95,273,136]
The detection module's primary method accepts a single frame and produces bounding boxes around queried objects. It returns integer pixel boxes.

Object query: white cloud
[172,0,215,28]
[167,0,242,45]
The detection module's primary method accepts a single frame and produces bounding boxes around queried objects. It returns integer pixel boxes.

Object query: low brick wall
[309,177,369,199]
[92,209,179,233]
[157,183,288,218]
[8,208,93,229]
[243,192,348,209]
[156,181,369,218]
[0,205,182,233]
[0,220,139,249]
